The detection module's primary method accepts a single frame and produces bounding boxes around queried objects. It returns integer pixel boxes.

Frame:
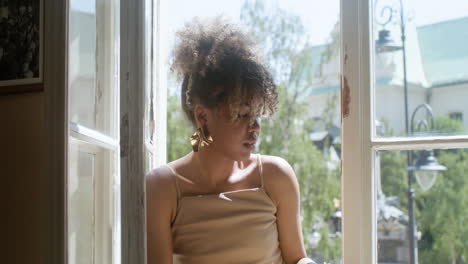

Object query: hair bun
[170,16,278,127]
[171,16,258,80]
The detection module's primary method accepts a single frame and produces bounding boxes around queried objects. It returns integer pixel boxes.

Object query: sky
[167,0,468,45]
[165,0,468,86]
[72,0,468,47]
[73,0,468,85]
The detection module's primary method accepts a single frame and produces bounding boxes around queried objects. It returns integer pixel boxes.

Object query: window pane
[69,0,118,137]
[68,0,119,263]
[376,149,468,263]
[68,143,95,264]
[68,139,117,264]
[373,0,468,138]
[69,0,97,131]
[166,1,341,263]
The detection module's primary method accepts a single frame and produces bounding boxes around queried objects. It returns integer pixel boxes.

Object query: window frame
[341,0,468,263]
[119,0,468,263]
[120,0,151,263]
[341,0,376,262]
[65,0,121,263]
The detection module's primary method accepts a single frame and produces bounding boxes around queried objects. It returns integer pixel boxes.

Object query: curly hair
[171,16,278,127]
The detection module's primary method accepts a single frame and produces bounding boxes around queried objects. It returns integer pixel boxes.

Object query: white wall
[375,84,427,135]
[431,83,468,130]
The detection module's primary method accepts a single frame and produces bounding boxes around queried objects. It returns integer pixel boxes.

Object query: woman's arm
[146,167,177,264]
[262,155,309,264]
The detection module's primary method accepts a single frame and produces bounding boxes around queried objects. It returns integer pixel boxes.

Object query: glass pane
[373,0,468,138]
[145,150,154,174]
[68,139,117,264]
[165,0,341,263]
[376,149,468,264]
[68,143,95,264]
[68,1,119,263]
[69,0,118,137]
[69,0,97,131]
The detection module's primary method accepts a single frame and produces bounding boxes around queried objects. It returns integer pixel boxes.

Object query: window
[115,0,468,263]
[163,0,342,262]
[449,112,463,122]
[342,0,468,263]
[67,0,120,263]
[149,0,468,264]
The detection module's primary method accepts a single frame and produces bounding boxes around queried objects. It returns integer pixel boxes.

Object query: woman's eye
[238,113,249,119]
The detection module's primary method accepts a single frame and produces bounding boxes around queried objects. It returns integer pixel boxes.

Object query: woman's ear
[194,104,208,127]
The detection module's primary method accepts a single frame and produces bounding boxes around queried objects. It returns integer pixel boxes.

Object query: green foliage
[167,1,468,262]
[417,149,468,263]
[167,1,344,262]
[380,116,467,263]
[167,0,468,261]
[167,95,193,162]
[433,115,465,135]
[240,1,341,262]
[380,151,408,208]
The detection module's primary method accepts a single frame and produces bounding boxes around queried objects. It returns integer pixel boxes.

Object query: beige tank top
[164,154,286,264]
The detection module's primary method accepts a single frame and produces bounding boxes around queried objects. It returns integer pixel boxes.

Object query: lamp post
[374,0,409,134]
[405,103,446,264]
[330,198,342,235]
[374,2,447,263]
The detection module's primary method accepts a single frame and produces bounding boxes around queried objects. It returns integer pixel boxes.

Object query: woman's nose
[248,117,261,132]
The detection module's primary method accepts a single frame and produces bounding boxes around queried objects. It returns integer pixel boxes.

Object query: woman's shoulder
[146,157,185,198]
[146,162,183,222]
[147,165,171,180]
[260,154,296,180]
[147,154,189,181]
[147,153,192,192]
[259,154,300,204]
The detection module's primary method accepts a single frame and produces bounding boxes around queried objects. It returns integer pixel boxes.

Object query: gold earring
[190,125,213,152]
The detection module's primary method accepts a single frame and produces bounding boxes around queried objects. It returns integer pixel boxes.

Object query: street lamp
[376,29,402,53]
[408,149,446,191]
[408,104,447,189]
[374,0,410,136]
[405,104,446,264]
[330,198,342,234]
[374,1,447,263]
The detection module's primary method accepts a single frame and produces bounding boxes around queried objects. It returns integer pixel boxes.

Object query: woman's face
[202,104,261,161]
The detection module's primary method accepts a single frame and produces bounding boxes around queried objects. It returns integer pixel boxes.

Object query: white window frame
[119,0,165,262]
[341,0,468,263]
[65,0,121,263]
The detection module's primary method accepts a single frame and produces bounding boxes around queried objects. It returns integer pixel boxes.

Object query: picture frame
[0,0,44,95]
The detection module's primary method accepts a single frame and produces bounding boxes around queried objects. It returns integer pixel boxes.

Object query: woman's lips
[243,142,255,150]
[243,139,257,150]
[243,132,259,150]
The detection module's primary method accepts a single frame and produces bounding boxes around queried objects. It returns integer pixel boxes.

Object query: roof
[417,16,468,86]
[307,78,394,96]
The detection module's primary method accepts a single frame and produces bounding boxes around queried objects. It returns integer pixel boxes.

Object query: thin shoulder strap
[257,153,264,189]
[162,165,181,199]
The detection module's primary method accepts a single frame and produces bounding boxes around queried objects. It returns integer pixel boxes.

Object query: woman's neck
[190,149,251,188]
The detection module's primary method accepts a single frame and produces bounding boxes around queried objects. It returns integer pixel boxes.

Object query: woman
[146,17,316,264]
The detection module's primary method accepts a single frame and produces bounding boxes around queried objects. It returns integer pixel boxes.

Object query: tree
[418,148,468,264]
[240,1,341,262]
[167,95,192,162]
[380,116,468,263]
[418,117,467,263]
[166,1,342,262]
